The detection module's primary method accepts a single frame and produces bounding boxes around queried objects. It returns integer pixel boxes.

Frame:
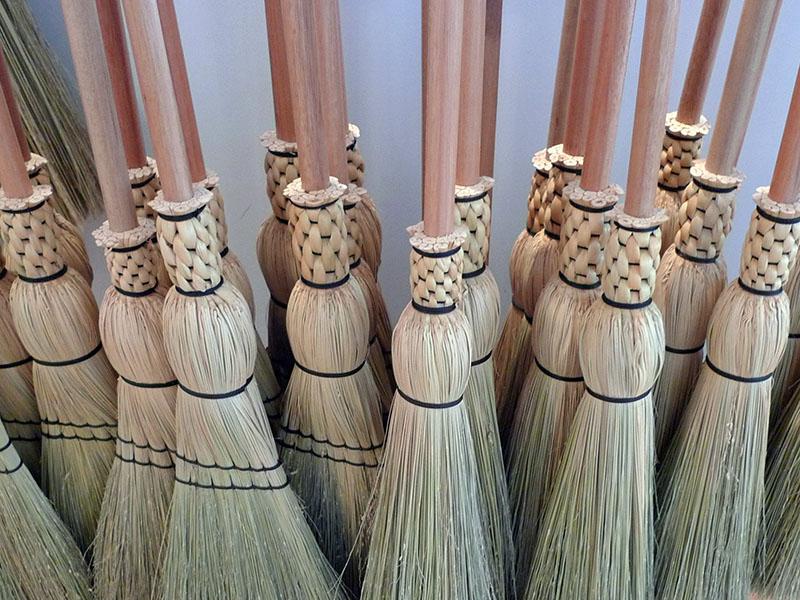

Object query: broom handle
[770,66,800,204]
[479,0,501,177]
[705,0,781,175]
[0,88,32,198]
[157,0,206,184]
[265,0,295,142]
[283,0,329,191]
[455,0,486,187]
[580,0,636,192]
[562,0,602,157]
[122,0,192,203]
[61,0,137,232]
[0,45,30,162]
[96,0,148,169]
[422,0,464,236]
[676,0,732,124]
[625,0,681,217]
[547,0,580,147]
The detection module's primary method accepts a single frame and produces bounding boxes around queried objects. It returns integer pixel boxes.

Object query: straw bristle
[770,262,800,422]
[351,190,383,276]
[0,425,92,599]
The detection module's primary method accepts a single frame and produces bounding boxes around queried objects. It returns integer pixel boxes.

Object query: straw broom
[771,263,800,422]
[0,421,92,599]
[452,0,513,595]
[362,2,495,597]
[59,3,177,598]
[494,0,579,446]
[524,1,675,596]
[122,2,342,597]
[653,0,780,457]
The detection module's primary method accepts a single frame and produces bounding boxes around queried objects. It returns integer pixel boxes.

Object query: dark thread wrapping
[18,264,67,284]
[535,356,583,383]
[601,295,653,310]
[397,387,463,409]
[586,385,652,404]
[176,277,225,297]
[178,374,254,400]
[301,272,350,290]
[294,359,365,379]
[411,300,456,315]
[33,343,102,367]
[706,357,772,384]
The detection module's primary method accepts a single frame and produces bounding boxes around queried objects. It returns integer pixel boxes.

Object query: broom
[525,0,675,596]
[122,2,342,597]
[362,1,495,597]
[452,0,513,595]
[276,1,384,590]
[59,2,177,597]
[652,1,777,458]
[494,0,580,446]
[0,420,92,599]
[157,0,282,425]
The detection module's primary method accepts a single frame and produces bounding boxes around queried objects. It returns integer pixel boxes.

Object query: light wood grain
[676,0,732,124]
[770,66,800,204]
[122,0,192,204]
[562,0,602,157]
[0,44,30,161]
[0,84,31,198]
[625,0,681,218]
[265,0,295,142]
[61,0,137,232]
[157,0,205,184]
[547,0,581,147]
[706,0,781,175]
[283,0,329,191]
[580,0,636,192]
[423,0,464,236]
[479,0,501,177]
[96,0,147,169]
[456,0,487,186]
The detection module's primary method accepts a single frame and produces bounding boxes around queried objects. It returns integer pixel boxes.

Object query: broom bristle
[770,261,800,423]
[657,194,800,600]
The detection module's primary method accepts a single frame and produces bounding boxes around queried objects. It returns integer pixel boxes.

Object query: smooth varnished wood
[547,0,580,147]
[456,0,487,187]
[265,0,295,142]
[0,45,30,161]
[479,0,501,177]
[0,85,31,198]
[770,66,800,204]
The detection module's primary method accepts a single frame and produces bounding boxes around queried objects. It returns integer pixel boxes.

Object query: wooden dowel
[580,0,636,191]
[625,0,681,218]
[422,0,464,236]
[122,0,192,204]
[265,0,295,142]
[0,45,30,161]
[676,0,732,124]
[705,0,781,176]
[769,65,800,204]
[562,0,602,157]
[157,0,206,184]
[283,0,329,192]
[61,0,137,232]
[479,0,501,177]
[0,88,32,198]
[96,0,147,169]
[455,0,487,186]
[547,0,581,147]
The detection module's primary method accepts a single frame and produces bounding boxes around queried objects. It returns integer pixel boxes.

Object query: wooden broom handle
[580,0,636,191]
[157,0,206,184]
[265,0,295,142]
[547,0,580,147]
[96,0,148,169]
[676,0,732,124]
[479,0,501,177]
[0,45,30,161]
[455,0,487,186]
[0,87,32,198]
[61,0,137,232]
[423,0,464,236]
[770,66,800,204]
[562,0,602,157]
[624,0,681,217]
[706,0,781,175]
[283,0,329,191]
[122,0,192,203]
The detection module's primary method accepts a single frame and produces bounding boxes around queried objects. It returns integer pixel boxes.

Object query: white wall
[28,0,800,336]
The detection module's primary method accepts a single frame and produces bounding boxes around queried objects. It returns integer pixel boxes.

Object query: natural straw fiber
[128,157,169,287]
[362,225,497,600]
[525,211,666,599]
[770,261,800,422]
[0,423,92,599]
[655,112,709,252]
[153,186,341,600]
[657,190,800,600]
[652,160,740,454]
[0,184,117,551]
[92,220,177,600]
[506,182,617,593]
[454,176,513,598]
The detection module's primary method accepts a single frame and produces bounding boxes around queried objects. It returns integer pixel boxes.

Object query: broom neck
[546,0,580,148]
[265,0,296,143]
[0,45,30,162]
[455,0,486,187]
[769,66,800,204]
[0,88,32,198]
[479,0,501,176]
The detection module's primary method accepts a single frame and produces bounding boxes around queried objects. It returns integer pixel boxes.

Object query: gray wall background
[27,0,800,337]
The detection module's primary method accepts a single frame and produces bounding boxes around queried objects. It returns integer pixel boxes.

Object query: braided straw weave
[455,176,494,273]
[99,222,160,296]
[542,145,583,244]
[527,149,553,236]
[410,231,465,310]
[128,157,160,220]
